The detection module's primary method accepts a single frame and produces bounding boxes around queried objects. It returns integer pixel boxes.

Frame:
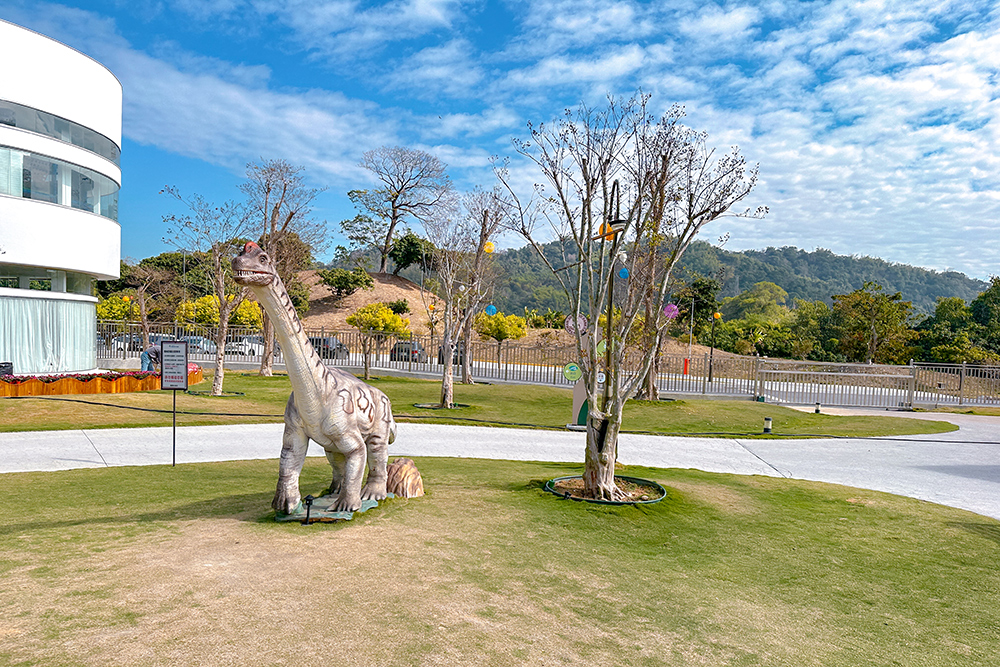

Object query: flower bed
[0,364,204,397]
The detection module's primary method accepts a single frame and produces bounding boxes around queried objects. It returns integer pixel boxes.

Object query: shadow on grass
[0,492,276,537]
[946,521,1000,545]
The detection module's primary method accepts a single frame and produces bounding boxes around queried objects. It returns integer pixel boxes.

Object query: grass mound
[1,457,997,665]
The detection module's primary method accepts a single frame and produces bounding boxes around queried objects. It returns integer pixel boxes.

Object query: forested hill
[489,241,988,315]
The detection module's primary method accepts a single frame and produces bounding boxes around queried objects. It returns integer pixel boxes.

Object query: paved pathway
[1,411,998,520]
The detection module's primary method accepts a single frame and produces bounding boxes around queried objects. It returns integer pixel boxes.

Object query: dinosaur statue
[232,241,396,513]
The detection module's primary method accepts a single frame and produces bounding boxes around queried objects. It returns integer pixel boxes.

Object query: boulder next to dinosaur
[386,458,425,498]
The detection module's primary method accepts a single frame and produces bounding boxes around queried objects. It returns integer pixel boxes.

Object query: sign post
[160,341,189,467]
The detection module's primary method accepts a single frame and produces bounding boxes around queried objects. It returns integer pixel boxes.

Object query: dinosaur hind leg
[360,432,390,502]
[333,437,367,512]
[324,450,346,495]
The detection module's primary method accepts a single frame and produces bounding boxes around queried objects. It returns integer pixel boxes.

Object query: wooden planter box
[1,367,202,398]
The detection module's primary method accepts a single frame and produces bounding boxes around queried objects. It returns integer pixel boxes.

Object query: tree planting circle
[544,476,666,505]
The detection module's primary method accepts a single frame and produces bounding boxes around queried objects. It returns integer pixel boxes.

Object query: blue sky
[3,0,1000,280]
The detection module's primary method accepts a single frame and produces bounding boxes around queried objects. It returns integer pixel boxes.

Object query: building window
[0,146,119,221]
[0,98,120,165]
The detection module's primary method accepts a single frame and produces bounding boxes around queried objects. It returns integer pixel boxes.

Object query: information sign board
[161,341,189,390]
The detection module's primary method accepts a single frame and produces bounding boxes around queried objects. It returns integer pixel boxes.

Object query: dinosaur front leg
[333,437,366,512]
[273,408,310,514]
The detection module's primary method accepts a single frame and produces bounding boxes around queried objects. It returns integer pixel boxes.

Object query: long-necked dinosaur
[233,241,395,513]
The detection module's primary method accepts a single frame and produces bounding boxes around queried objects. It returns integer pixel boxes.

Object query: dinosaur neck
[251,275,328,413]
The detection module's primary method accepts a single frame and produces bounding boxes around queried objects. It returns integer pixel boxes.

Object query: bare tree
[348,146,454,273]
[502,93,765,500]
[241,159,327,376]
[123,261,176,348]
[423,187,505,407]
[162,187,252,396]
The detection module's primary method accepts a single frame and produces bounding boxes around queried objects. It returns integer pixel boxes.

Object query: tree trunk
[259,314,275,376]
[211,318,231,396]
[440,356,454,408]
[583,410,621,500]
[362,337,372,380]
[461,321,474,384]
[637,335,662,401]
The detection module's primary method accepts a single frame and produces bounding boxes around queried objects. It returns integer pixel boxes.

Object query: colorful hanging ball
[485,305,498,316]
[483,241,495,254]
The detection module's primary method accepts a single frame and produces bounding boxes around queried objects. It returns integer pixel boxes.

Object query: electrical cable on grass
[5,396,990,443]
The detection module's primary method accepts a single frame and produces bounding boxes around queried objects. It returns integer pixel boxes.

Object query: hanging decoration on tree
[564,314,588,335]
[484,304,498,316]
[663,303,680,319]
[617,267,629,280]
[483,241,495,254]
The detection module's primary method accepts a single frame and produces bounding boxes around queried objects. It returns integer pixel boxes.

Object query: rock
[386,458,425,498]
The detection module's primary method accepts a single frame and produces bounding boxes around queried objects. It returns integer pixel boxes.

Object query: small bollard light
[815,402,821,414]
[302,494,315,525]
[763,417,772,434]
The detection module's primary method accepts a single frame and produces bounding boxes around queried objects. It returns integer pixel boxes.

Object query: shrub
[383,299,410,315]
[318,268,374,297]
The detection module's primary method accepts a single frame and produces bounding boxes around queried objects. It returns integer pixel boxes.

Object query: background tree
[473,311,527,374]
[242,159,327,376]
[670,275,722,346]
[345,302,411,379]
[832,281,915,363]
[162,187,252,396]
[424,187,505,407]
[720,281,789,323]
[346,146,453,273]
[971,277,1000,354]
[388,230,437,275]
[504,92,763,501]
[124,261,176,347]
[96,294,131,321]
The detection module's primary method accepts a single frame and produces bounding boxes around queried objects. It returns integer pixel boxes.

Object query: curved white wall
[0,20,122,148]
[0,195,120,279]
[0,20,122,373]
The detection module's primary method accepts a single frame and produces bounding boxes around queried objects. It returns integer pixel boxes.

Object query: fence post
[754,357,762,400]
[907,360,916,408]
[701,353,708,394]
[959,362,966,405]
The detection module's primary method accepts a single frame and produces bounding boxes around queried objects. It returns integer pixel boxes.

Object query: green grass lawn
[0,371,957,437]
[0,457,997,665]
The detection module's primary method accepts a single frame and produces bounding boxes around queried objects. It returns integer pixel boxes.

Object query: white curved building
[0,19,122,374]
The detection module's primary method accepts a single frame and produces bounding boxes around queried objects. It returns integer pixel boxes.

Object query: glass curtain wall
[0,98,120,164]
[0,295,96,374]
[0,146,118,220]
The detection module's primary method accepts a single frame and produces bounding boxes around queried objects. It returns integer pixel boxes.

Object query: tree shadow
[946,521,1000,546]
[0,492,276,537]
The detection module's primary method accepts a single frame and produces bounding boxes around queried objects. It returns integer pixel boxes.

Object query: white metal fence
[97,321,1000,408]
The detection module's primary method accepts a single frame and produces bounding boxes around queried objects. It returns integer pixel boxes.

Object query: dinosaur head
[232,241,277,287]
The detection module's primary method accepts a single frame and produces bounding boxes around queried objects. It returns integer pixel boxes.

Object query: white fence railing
[96,321,1000,408]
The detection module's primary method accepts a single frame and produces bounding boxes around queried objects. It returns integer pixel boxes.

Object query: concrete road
[1,411,998,520]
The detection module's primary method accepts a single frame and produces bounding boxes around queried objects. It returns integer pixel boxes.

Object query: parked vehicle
[390,340,427,363]
[110,334,143,352]
[226,335,264,356]
[181,335,217,355]
[309,336,349,360]
[225,335,280,357]
[437,342,467,365]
